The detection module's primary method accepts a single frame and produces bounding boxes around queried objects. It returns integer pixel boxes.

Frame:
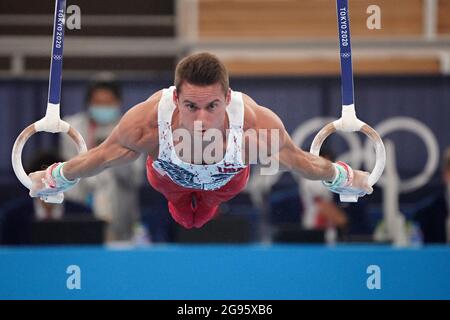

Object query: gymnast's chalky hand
[338,169,373,197]
[323,161,373,197]
[29,162,79,198]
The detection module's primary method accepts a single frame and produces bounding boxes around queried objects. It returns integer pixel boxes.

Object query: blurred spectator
[0,151,92,245]
[413,147,450,244]
[300,147,371,242]
[301,148,346,226]
[60,77,144,242]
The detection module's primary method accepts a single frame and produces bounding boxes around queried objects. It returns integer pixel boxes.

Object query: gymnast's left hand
[351,169,373,195]
[323,162,373,197]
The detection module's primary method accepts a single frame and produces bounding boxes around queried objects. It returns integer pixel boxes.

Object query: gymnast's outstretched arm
[249,98,372,195]
[61,127,141,181]
[28,99,156,197]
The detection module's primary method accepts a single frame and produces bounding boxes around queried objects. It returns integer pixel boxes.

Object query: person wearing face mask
[60,79,144,243]
[85,80,122,147]
[413,147,450,244]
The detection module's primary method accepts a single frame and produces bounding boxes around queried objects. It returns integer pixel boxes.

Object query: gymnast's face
[173,82,231,134]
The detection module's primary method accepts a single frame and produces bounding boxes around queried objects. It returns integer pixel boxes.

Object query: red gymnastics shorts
[146,156,250,229]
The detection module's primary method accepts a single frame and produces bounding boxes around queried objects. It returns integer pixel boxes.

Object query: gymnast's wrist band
[51,162,78,186]
[323,161,353,189]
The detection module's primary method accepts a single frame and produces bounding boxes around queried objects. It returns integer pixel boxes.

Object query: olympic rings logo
[53,55,62,61]
[341,53,351,59]
[247,117,439,195]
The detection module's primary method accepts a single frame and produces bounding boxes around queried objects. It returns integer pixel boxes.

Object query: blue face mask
[88,106,120,125]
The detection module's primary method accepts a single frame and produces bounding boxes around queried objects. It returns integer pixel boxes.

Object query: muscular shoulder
[242,93,285,132]
[241,94,257,130]
[242,93,289,155]
[117,90,162,154]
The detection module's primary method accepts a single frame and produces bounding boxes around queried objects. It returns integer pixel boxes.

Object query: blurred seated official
[60,77,144,242]
[413,147,450,244]
[0,152,92,245]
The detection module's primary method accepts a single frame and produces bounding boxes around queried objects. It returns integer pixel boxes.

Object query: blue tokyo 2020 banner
[0,245,449,299]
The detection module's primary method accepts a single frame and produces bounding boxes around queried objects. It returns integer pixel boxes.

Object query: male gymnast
[29,53,372,229]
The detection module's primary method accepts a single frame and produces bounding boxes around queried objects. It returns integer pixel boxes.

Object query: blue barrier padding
[0,245,449,299]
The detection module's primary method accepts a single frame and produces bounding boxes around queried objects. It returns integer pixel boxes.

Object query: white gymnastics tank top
[152,86,247,191]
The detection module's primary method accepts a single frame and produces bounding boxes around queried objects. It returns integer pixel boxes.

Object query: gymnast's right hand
[29,162,79,198]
